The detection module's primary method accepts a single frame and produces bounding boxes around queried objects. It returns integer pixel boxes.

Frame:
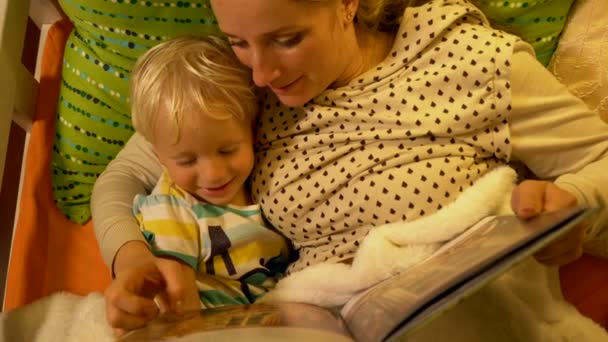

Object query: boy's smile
[152,111,255,207]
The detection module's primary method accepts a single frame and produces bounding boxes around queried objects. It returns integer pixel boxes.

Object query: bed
[2,0,608,329]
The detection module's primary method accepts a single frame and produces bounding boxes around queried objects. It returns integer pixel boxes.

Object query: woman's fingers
[512,180,584,266]
[534,244,583,266]
[511,180,546,219]
[542,182,579,212]
[533,223,585,264]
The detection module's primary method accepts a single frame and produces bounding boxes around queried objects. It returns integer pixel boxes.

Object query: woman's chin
[274,93,312,107]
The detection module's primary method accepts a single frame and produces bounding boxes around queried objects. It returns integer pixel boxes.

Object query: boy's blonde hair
[130,35,257,144]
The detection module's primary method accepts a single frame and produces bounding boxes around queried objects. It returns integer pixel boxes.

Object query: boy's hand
[511,180,585,266]
[104,242,201,336]
[105,250,163,336]
[155,257,201,314]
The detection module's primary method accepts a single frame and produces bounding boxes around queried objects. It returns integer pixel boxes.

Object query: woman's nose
[251,49,281,87]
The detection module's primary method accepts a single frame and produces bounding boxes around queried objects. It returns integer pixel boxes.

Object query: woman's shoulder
[395,0,522,63]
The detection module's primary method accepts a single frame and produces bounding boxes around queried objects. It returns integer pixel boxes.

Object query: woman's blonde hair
[130,35,257,144]
[304,0,419,31]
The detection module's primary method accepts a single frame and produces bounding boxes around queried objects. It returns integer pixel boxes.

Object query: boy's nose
[200,160,227,185]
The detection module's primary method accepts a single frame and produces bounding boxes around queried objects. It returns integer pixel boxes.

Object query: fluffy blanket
[1,167,606,341]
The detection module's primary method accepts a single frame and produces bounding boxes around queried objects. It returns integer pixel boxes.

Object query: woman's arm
[92,132,162,271]
[509,44,608,253]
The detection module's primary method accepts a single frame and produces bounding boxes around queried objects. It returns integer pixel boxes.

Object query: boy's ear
[150,144,160,160]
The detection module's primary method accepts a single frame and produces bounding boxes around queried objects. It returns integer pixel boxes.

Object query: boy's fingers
[107,309,154,333]
[154,292,171,314]
[156,260,190,313]
[113,292,159,318]
[113,328,128,337]
[512,180,546,219]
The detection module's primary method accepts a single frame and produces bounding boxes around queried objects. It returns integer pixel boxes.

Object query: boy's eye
[219,146,238,155]
[275,33,303,47]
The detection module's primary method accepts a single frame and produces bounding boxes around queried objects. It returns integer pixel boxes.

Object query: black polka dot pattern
[252,0,518,272]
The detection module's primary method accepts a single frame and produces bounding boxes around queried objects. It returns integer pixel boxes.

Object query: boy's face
[153,111,255,206]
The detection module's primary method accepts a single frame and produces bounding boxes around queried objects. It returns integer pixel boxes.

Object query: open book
[119,206,596,342]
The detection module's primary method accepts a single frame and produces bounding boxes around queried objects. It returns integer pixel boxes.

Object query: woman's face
[211,0,356,107]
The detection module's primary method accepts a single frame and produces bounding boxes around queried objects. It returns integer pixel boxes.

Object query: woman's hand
[104,241,200,336]
[511,180,585,266]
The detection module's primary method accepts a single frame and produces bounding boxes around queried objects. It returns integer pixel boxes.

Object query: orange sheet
[560,254,608,327]
[4,19,110,311]
[3,18,608,331]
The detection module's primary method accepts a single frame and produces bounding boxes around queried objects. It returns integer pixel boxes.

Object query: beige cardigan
[91,49,608,269]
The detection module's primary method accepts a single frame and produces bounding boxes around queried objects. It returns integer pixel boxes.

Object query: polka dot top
[251,0,519,272]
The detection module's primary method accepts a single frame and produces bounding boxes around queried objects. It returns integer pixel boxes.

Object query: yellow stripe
[158,171,192,200]
[141,219,199,241]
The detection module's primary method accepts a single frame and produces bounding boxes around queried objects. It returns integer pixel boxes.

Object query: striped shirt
[134,171,289,307]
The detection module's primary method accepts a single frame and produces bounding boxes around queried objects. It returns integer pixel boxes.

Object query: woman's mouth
[271,77,301,95]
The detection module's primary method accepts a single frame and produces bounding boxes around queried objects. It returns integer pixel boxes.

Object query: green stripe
[199,290,251,306]
[191,204,261,219]
[151,249,198,270]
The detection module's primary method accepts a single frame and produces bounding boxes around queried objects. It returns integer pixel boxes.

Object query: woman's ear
[341,0,359,26]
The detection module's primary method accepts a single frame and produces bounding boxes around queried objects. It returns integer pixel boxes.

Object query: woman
[93,0,608,338]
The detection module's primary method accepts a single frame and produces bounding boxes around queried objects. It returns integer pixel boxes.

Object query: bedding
[4,0,608,333]
[1,168,606,342]
[51,0,219,223]
[549,0,608,123]
[471,0,576,66]
[4,19,111,311]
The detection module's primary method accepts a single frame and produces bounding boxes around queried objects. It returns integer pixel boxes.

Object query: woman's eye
[228,39,248,48]
[177,159,196,166]
[275,33,303,47]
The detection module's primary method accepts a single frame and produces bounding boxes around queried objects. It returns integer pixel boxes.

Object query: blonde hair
[130,35,257,144]
[303,0,419,31]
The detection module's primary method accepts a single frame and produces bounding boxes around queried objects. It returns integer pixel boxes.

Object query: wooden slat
[0,122,26,310]
[0,13,41,309]
[0,0,32,191]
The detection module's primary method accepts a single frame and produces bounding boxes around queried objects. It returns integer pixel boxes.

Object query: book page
[340,207,595,342]
[119,302,353,342]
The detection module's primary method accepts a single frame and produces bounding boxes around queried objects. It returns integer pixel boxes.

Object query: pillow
[471,0,576,66]
[52,0,220,223]
[549,0,608,124]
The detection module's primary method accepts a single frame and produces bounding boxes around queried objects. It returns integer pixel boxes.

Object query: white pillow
[550,0,608,123]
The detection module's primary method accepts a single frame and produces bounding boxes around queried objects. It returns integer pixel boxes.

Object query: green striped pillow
[53,0,220,223]
[471,0,576,66]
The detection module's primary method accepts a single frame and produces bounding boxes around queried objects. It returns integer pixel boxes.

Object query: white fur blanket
[1,167,607,341]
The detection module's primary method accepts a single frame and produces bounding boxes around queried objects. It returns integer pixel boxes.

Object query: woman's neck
[332,26,395,88]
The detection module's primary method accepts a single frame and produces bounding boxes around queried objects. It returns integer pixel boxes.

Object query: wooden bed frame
[0,0,63,309]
